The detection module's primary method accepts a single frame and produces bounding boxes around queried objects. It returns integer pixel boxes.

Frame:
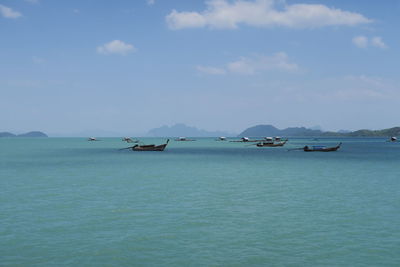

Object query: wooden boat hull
[303,143,341,152]
[256,141,287,147]
[230,140,262,143]
[132,140,169,151]
[132,144,167,151]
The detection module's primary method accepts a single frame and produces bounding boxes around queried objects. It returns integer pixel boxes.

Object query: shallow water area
[1,137,399,266]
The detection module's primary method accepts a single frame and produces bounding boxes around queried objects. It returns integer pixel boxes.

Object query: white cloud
[0,4,22,19]
[196,65,226,75]
[147,0,155,5]
[97,40,136,55]
[227,58,256,75]
[352,35,368,48]
[352,36,387,49]
[166,0,372,30]
[371,36,387,49]
[345,75,388,89]
[197,52,299,75]
[228,52,298,74]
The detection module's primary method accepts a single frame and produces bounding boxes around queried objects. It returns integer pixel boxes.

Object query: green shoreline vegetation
[238,125,400,137]
[322,127,400,137]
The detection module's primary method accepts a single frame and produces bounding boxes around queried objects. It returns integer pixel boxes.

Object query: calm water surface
[1,137,399,266]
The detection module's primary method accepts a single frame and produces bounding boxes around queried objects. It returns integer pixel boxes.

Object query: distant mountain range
[323,127,400,137]
[0,131,48,137]
[147,123,235,137]
[239,125,323,137]
[2,125,398,138]
[238,125,400,137]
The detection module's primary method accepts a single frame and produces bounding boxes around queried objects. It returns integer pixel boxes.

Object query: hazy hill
[147,123,234,137]
[0,131,48,137]
[238,125,323,137]
[0,132,17,137]
[323,127,400,137]
[239,124,400,137]
[17,131,48,137]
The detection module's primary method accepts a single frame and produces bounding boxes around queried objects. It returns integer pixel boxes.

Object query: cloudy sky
[1,0,399,135]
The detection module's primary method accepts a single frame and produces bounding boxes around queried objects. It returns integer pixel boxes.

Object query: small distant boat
[216,137,227,141]
[88,137,99,141]
[256,140,287,147]
[175,137,196,141]
[303,143,342,152]
[232,136,285,143]
[248,137,288,147]
[122,137,138,143]
[389,137,398,142]
[230,137,251,142]
[120,139,170,151]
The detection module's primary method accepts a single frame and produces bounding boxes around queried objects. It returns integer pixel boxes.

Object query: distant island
[323,127,400,137]
[0,131,48,137]
[147,123,235,137]
[239,125,322,137]
[239,125,400,137]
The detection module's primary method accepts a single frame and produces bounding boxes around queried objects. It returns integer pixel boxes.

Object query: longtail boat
[234,136,286,144]
[256,140,287,147]
[133,139,169,151]
[120,139,169,151]
[230,137,249,142]
[230,137,257,142]
[175,137,196,141]
[303,143,341,152]
[288,143,342,152]
[122,137,138,143]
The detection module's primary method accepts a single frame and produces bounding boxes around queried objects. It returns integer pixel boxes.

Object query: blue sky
[1,0,399,135]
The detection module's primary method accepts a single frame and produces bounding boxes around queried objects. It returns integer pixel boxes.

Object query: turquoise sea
[1,137,399,266]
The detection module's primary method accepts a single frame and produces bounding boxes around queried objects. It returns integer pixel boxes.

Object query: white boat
[175,137,196,141]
